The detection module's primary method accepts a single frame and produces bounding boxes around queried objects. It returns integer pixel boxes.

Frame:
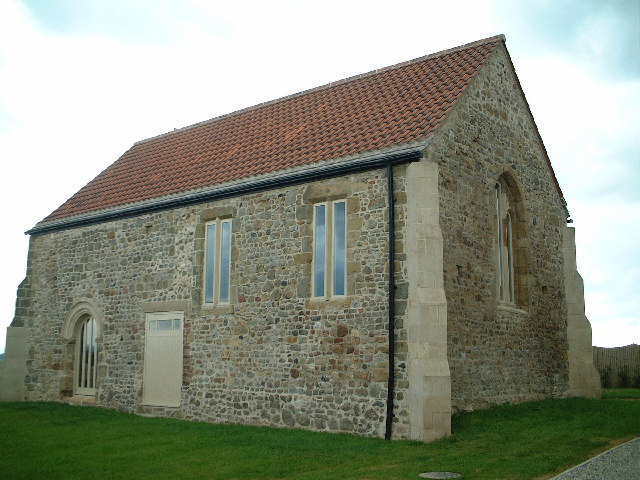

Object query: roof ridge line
[133,34,505,147]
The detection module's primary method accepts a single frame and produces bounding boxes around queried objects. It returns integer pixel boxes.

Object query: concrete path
[550,437,639,479]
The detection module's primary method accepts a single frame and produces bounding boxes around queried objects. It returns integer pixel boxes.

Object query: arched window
[495,176,524,306]
[75,316,99,395]
[62,301,102,397]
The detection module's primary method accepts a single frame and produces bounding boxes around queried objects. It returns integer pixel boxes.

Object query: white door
[142,312,184,407]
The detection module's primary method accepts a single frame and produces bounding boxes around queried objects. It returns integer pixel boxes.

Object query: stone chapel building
[0,35,600,442]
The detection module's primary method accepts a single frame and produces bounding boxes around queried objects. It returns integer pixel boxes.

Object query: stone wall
[16,168,412,438]
[431,45,571,410]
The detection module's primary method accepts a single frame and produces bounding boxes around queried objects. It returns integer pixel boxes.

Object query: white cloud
[510,48,640,349]
[0,0,637,353]
[573,199,640,347]
[494,0,640,80]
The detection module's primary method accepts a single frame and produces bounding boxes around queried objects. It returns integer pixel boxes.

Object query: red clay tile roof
[40,35,534,224]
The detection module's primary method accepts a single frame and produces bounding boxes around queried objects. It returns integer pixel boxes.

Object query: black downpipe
[384,163,396,440]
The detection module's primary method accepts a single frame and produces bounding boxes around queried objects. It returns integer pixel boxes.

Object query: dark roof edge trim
[27,149,424,236]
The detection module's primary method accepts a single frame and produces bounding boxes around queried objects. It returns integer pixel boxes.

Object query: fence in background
[593,344,640,388]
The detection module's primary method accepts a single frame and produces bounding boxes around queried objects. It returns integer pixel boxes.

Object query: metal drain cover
[419,473,461,479]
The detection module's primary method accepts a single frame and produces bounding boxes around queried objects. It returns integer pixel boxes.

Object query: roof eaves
[26,139,431,236]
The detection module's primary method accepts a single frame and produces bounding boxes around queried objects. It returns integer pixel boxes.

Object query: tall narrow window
[506,212,515,302]
[495,179,516,304]
[495,184,505,300]
[75,317,98,396]
[204,218,232,304]
[313,204,327,297]
[313,200,347,298]
[333,201,346,296]
[220,220,231,303]
[204,222,217,303]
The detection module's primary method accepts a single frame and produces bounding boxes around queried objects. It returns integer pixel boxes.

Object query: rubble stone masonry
[431,46,570,410]
[16,168,413,438]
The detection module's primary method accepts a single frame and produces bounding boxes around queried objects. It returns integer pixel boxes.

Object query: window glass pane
[506,213,514,302]
[204,223,216,303]
[157,319,173,331]
[495,184,504,300]
[220,221,231,303]
[82,323,89,388]
[333,201,346,295]
[88,318,97,345]
[89,318,97,388]
[87,319,95,388]
[76,317,98,392]
[314,204,326,297]
[77,322,86,388]
[173,319,181,330]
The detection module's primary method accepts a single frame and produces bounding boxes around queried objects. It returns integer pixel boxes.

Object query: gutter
[27,149,423,236]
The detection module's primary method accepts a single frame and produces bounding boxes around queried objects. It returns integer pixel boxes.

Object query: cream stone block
[424,325,447,344]
[428,412,452,434]
[426,362,451,379]
[425,254,445,276]
[405,158,452,442]
[419,205,440,224]
[563,227,601,398]
[418,304,447,328]
[567,302,585,316]
[413,223,443,240]
[407,343,428,361]
[408,362,450,383]
[407,323,448,346]
[422,398,450,418]
[416,272,436,289]
[427,375,452,397]
[0,327,28,401]
[416,287,447,305]
[428,344,448,360]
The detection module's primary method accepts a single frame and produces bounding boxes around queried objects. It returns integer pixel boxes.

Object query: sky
[0,0,638,353]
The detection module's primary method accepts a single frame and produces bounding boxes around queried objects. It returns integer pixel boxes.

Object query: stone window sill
[305,296,352,310]
[497,302,529,316]
[199,304,235,315]
[65,395,96,406]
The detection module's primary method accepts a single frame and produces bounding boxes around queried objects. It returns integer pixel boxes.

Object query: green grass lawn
[602,388,640,399]
[0,397,638,480]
